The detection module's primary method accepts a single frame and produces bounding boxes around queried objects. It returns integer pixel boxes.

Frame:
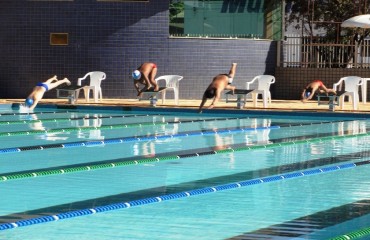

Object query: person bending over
[25,75,71,110]
[199,63,237,113]
[132,62,159,97]
[301,79,336,102]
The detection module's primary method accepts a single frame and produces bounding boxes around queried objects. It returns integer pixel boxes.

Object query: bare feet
[49,75,58,82]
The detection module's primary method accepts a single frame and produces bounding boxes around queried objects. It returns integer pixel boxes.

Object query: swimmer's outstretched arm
[208,88,224,109]
[198,95,207,113]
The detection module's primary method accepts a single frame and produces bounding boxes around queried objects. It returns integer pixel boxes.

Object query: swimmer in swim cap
[133,62,158,97]
[25,98,34,107]
[199,63,237,113]
[132,70,141,80]
[301,80,336,102]
[25,75,71,110]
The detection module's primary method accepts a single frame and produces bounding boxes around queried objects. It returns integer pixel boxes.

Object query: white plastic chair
[246,75,275,108]
[155,75,183,105]
[333,76,363,110]
[76,71,106,103]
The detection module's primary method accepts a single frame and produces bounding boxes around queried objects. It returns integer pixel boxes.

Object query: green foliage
[285,0,370,43]
[169,1,184,22]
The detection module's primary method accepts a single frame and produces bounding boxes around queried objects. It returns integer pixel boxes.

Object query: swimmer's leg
[150,68,159,91]
[45,75,58,84]
[228,63,237,79]
[48,78,71,90]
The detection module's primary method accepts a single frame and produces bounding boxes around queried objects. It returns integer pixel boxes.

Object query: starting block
[139,87,167,107]
[225,89,253,109]
[56,86,83,104]
[317,92,341,111]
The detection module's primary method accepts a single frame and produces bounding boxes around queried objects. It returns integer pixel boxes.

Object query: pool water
[0,106,370,240]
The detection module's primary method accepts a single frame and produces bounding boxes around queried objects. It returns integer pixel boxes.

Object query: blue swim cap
[25,98,34,107]
[132,70,141,80]
[305,92,311,98]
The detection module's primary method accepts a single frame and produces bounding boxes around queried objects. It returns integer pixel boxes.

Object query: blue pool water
[1,105,370,239]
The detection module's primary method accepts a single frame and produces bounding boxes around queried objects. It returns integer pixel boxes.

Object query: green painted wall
[181,0,282,40]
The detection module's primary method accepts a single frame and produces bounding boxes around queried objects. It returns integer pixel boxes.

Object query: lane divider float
[0,110,74,116]
[4,127,370,183]
[330,226,370,240]
[1,160,367,231]
[0,125,279,181]
[0,117,246,137]
[0,114,161,125]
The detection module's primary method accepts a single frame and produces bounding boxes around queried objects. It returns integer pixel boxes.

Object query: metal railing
[279,35,370,68]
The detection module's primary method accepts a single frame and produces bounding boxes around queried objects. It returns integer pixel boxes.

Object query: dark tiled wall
[274,67,370,100]
[165,38,277,100]
[0,0,276,100]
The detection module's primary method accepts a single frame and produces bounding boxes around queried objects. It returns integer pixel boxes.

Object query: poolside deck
[5,97,370,113]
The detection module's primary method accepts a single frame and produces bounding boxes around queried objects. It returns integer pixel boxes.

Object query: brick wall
[274,67,370,101]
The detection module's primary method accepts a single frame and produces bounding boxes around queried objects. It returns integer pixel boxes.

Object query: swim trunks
[220,74,233,84]
[36,82,49,91]
[313,80,323,87]
[204,88,216,99]
[228,77,233,84]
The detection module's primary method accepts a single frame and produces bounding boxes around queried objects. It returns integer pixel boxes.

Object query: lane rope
[0,114,161,125]
[1,160,368,231]
[0,125,279,181]
[0,110,74,116]
[0,119,357,153]
[2,122,362,157]
[0,117,245,138]
[0,117,357,137]
[330,226,370,240]
[3,127,370,183]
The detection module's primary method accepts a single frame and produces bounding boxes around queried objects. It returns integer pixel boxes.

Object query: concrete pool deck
[4,97,370,113]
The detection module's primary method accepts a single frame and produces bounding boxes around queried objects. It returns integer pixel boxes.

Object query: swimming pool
[1,105,370,240]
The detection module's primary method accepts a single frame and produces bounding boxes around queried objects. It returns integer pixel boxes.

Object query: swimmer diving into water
[25,75,71,110]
